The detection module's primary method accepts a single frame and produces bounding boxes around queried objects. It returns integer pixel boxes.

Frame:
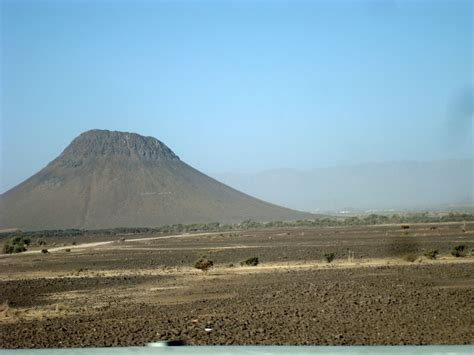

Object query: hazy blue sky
[1,0,472,193]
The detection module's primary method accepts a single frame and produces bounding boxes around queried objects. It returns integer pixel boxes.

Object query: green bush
[11,236,23,244]
[324,253,335,263]
[424,250,438,260]
[451,245,466,257]
[3,236,29,254]
[194,256,213,272]
[240,257,259,266]
[13,244,26,253]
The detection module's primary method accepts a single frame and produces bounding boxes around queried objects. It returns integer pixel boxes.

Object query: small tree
[194,256,213,272]
[3,237,28,254]
[11,236,23,244]
[324,253,335,263]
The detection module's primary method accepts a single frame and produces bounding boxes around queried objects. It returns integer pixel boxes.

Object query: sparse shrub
[65,248,71,252]
[41,248,48,254]
[38,240,46,246]
[324,253,335,263]
[404,254,417,263]
[22,238,31,246]
[194,256,214,272]
[228,263,234,268]
[424,250,438,260]
[72,241,77,246]
[2,244,14,254]
[451,245,466,257]
[240,257,259,266]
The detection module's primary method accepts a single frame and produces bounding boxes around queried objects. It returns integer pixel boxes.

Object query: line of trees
[1,212,473,241]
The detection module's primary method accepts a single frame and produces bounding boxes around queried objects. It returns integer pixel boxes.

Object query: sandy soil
[0,222,472,347]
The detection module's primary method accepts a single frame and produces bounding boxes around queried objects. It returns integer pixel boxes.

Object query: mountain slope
[0,130,314,230]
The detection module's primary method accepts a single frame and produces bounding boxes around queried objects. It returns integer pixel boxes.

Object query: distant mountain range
[0,130,314,230]
[212,160,473,213]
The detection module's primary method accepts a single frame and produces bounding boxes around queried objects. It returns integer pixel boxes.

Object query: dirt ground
[0,222,473,348]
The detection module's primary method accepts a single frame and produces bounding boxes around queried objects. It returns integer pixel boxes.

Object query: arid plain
[0,222,473,348]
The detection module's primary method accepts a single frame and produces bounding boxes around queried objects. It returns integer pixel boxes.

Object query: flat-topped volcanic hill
[0,130,314,230]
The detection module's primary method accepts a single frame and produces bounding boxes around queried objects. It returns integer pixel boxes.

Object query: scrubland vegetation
[1,212,472,242]
[193,256,214,272]
[240,257,259,266]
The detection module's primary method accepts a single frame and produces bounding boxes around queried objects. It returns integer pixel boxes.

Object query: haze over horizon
[1,0,472,201]
[212,159,473,213]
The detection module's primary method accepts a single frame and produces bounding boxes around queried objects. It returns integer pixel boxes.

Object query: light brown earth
[0,222,473,348]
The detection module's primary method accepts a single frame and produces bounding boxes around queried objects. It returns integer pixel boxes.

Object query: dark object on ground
[41,249,48,254]
[324,253,335,263]
[451,245,466,257]
[240,257,259,267]
[148,339,186,347]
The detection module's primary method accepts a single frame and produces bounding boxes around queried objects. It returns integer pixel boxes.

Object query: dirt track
[0,222,473,347]
[0,231,227,256]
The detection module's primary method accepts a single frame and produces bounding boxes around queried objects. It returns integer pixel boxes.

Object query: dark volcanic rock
[55,130,180,166]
